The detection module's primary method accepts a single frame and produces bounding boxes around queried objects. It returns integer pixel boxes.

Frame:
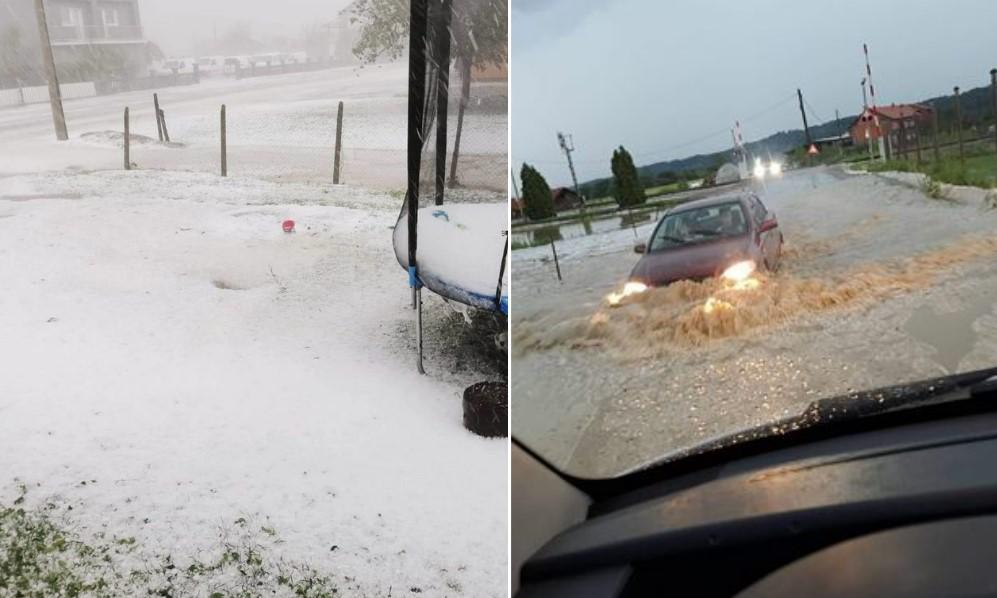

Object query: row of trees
[517,146,647,220]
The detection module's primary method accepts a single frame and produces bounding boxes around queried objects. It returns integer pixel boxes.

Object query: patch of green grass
[858,153,997,191]
[1,488,341,597]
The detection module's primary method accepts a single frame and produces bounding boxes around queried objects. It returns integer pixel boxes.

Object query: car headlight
[769,161,782,176]
[606,280,649,306]
[721,260,756,282]
[753,161,766,179]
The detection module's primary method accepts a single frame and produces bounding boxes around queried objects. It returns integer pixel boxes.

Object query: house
[0,0,150,84]
[511,197,524,220]
[849,103,934,151]
[551,187,583,212]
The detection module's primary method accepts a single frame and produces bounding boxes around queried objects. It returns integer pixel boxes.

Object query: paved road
[512,166,997,478]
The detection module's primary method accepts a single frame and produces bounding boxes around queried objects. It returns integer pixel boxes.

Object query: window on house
[103,8,119,27]
[60,6,82,27]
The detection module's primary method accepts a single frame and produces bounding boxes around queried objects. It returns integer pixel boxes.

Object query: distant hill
[577,80,995,195]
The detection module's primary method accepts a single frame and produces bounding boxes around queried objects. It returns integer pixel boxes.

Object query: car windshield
[649,201,748,251]
[510,0,997,479]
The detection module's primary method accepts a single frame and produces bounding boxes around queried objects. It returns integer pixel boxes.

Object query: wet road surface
[512,166,997,478]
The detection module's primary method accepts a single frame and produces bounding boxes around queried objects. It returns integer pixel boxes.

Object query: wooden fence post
[124,107,130,170]
[220,104,227,177]
[333,101,343,184]
[160,109,170,142]
[154,93,163,142]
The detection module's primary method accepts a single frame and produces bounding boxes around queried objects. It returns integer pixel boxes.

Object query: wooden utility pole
[797,88,812,147]
[34,0,67,140]
[954,86,965,168]
[990,69,997,161]
[124,107,130,170]
[333,101,343,184]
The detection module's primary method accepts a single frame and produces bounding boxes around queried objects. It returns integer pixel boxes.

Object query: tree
[610,146,646,208]
[349,0,507,186]
[520,163,555,221]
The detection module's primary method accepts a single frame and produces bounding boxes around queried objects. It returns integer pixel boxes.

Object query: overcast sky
[512,0,997,185]
[140,0,351,56]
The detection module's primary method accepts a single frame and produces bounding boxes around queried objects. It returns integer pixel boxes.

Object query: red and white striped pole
[864,43,886,160]
[735,120,747,176]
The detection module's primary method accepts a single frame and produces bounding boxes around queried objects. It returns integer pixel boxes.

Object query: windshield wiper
[690,229,721,237]
[657,235,686,244]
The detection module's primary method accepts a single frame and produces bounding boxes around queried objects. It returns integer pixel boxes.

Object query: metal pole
[434,0,452,206]
[333,101,343,184]
[124,107,130,170]
[954,86,965,168]
[220,104,227,177]
[33,0,68,140]
[551,239,562,281]
[557,131,585,207]
[406,0,429,374]
[864,43,885,161]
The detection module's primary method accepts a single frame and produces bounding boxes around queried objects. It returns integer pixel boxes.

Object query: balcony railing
[49,24,144,44]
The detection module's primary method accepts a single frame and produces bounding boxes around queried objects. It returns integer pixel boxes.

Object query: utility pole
[557,131,585,207]
[34,0,67,141]
[835,108,843,157]
[797,89,812,147]
[990,68,996,160]
[954,86,965,168]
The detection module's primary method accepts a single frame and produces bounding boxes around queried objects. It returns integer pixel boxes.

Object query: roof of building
[849,103,934,130]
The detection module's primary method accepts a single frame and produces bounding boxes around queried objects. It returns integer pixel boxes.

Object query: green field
[857,151,997,189]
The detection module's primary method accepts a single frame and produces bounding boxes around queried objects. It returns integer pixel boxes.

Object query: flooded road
[511,166,997,478]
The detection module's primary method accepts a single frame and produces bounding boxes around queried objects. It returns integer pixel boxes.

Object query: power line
[803,97,827,125]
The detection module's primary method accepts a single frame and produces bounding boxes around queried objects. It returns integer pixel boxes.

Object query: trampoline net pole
[406,0,429,373]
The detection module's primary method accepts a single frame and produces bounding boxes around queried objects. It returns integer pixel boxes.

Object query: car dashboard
[517,404,997,597]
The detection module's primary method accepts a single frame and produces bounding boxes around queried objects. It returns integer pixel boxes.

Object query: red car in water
[630,193,783,286]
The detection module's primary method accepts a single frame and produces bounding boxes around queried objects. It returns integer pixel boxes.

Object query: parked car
[195,56,226,75]
[629,193,783,287]
[150,58,195,76]
[223,56,251,74]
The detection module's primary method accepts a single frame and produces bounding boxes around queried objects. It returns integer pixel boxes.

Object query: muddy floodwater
[512,166,997,478]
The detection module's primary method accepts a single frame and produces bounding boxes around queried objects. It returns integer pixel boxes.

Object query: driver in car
[718,207,740,235]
